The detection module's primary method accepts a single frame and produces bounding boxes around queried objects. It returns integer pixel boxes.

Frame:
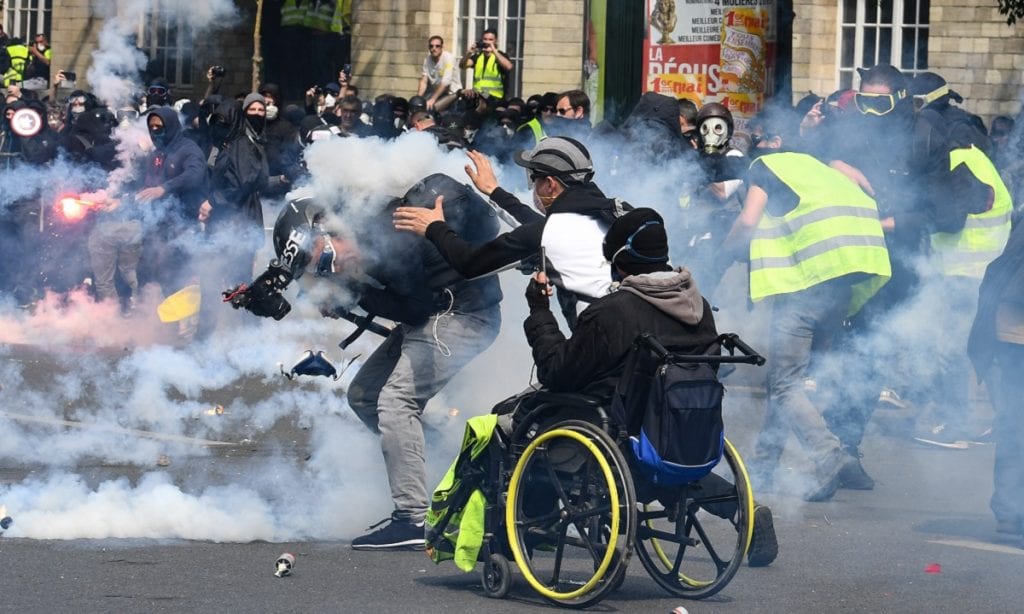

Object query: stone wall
[790,0,837,101]
[520,0,585,97]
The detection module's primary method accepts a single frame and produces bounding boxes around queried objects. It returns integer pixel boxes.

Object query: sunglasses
[854,91,904,116]
[69,95,87,105]
[556,107,573,116]
[428,43,442,49]
[540,106,556,114]
[147,86,168,96]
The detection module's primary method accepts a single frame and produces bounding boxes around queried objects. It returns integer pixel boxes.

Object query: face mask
[149,126,167,148]
[700,117,730,151]
[70,105,85,115]
[265,104,279,121]
[246,113,266,133]
[37,44,47,52]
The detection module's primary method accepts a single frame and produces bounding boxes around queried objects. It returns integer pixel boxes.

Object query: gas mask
[266,104,279,121]
[699,117,730,153]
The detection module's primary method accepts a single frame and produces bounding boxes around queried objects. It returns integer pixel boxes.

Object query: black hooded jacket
[208,99,269,228]
[142,106,207,219]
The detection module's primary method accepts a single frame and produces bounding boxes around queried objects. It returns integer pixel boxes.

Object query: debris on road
[275,552,296,577]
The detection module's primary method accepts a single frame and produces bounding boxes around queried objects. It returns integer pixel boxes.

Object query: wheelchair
[426,333,764,608]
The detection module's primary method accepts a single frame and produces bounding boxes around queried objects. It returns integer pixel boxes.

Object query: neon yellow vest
[516,117,544,146]
[473,53,504,99]
[331,0,353,34]
[281,0,305,27]
[304,0,335,32]
[930,146,1012,279]
[749,152,891,315]
[3,44,30,86]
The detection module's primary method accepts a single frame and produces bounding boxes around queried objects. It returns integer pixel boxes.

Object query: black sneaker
[352,513,425,550]
[837,448,875,490]
[748,505,778,567]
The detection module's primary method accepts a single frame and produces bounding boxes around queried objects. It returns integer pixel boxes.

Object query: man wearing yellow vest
[3,37,30,87]
[461,28,512,101]
[723,108,892,502]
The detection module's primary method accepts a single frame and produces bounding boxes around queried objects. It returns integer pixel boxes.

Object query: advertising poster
[644,0,776,132]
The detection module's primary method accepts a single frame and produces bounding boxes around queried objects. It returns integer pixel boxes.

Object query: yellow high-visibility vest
[749,151,891,315]
[304,0,335,32]
[516,117,544,146]
[472,53,504,99]
[331,0,353,33]
[281,0,305,27]
[3,43,30,86]
[930,146,1012,279]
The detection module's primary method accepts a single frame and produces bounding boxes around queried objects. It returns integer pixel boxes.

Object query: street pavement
[2,374,1022,613]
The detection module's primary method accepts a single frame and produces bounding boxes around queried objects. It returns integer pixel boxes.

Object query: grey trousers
[87,220,143,301]
[346,305,501,523]
[752,280,850,479]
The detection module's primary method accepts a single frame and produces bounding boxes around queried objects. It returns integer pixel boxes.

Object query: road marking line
[926,538,1024,556]
[1,410,240,447]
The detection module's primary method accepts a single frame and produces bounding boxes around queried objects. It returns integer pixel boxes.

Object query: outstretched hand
[393,195,446,236]
[465,149,499,196]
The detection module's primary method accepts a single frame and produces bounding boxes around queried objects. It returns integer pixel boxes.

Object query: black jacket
[208,100,269,228]
[143,106,207,220]
[524,268,718,400]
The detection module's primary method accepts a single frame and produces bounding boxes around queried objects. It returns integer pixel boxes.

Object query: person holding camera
[460,28,511,101]
[417,36,461,113]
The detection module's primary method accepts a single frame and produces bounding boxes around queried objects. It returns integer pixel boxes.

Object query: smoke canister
[274,552,296,577]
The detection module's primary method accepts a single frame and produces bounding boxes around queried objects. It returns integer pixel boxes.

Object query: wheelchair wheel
[505,420,636,608]
[634,438,753,600]
[481,553,512,599]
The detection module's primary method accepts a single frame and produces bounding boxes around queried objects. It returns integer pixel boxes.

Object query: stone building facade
[792,0,1023,121]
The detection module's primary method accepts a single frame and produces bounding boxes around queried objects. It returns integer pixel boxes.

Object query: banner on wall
[644,0,776,133]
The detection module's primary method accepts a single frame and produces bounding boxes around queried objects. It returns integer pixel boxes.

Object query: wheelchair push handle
[636,332,766,366]
[719,333,766,366]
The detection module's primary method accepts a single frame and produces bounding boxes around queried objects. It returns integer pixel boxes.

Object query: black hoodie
[143,106,207,218]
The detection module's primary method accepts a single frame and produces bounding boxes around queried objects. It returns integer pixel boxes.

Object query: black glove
[525,277,550,313]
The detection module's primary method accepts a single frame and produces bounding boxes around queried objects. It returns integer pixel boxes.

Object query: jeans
[87,220,142,301]
[346,305,501,523]
[988,342,1024,524]
[753,280,850,478]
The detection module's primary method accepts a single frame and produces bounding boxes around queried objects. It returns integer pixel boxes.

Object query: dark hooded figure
[134,106,207,292]
[206,93,277,284]
[62,106,118,170]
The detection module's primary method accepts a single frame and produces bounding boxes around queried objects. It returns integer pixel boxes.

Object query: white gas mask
[699,117,730,152]
[266,104,279,121]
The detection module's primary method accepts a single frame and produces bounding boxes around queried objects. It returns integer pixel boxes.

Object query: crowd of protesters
[1,22,1023,545]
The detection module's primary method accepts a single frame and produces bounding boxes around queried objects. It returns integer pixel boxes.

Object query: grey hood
[618,267,704,325]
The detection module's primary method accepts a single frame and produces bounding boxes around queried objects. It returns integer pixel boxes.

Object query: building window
[837,0,929,90]
[457,0,526,97]
[2,0,53,41]
[139,4,194,87]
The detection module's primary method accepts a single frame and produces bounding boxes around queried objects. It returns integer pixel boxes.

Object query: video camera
[222,259,294,320]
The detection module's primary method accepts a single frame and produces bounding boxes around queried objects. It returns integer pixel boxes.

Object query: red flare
[57,196,99,222]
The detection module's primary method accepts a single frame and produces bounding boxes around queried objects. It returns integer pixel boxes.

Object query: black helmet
[409,95,427,111]
[272,197,327,279]
[696,102,734,152]
[696,102,734,133]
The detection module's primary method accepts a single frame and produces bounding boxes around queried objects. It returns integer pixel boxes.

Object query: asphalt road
[3,383,1022,613]
[1,282,1023,613]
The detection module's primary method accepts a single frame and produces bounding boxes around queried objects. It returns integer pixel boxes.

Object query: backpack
[0,46,11,75]
[612,335,725,486]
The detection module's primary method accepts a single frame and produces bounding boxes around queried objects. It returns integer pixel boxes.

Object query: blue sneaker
[352,513,425,551]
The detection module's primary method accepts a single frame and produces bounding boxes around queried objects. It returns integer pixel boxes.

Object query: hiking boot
[747,505,778,567]
[837,448,874,490]
[351,513,425,551]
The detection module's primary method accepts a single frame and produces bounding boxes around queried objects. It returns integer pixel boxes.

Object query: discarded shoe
[352,512,425,550]
[747,505,778,567]
[913,423,969,450]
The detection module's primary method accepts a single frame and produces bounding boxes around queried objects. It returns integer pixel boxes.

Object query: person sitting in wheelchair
[518,207,778,568]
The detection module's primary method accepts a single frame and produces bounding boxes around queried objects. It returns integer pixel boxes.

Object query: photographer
[226,175,502,551]
[459,28,511,101]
